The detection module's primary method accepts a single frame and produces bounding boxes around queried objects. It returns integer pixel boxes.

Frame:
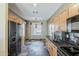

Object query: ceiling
[9,3,64,21]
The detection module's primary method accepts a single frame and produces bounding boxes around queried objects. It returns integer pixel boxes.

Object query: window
[31,22,42,35]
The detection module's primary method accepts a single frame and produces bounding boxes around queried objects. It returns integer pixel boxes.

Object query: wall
[26,20,48,39]
[21,22,26,45]
[0,3,8,56]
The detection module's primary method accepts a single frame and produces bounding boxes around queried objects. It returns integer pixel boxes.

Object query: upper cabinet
[60,9,69,32]
[8,9,23,24]
[48,4,79,32]
[53,15,60,32]
[8,11,17,23]
[55,16,60,26]
[69,4,79,17]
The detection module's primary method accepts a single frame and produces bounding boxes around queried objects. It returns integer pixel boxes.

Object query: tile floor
[19,39,49,56]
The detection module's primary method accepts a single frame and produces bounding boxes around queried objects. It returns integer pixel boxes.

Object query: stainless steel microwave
[67,15,79,32]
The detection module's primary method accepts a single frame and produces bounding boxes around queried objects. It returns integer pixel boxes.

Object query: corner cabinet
[69,4,79,17]
[59,9,69,32]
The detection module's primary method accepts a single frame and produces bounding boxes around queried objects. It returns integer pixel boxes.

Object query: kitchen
[0,3,79,56]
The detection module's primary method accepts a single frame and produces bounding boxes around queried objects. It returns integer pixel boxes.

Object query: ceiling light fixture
[33,10,38,14]
[33,3,37,7]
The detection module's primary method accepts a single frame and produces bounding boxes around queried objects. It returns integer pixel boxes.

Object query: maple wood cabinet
[59,9,69,32]
[48,4,79,32]
[54,16,60,25]
[53,15,60,32]
[8,13,17,23]
[49,11,68,32]
[45,38,57,56]
[8,9,23,24]
[69,4,79,17]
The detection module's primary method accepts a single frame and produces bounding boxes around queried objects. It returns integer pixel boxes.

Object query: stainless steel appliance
[8,21,21,56]
[67,15,79,32]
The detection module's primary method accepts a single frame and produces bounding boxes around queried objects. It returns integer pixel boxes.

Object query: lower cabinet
[46,38,57,56]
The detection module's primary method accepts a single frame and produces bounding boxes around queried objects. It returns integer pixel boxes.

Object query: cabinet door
[52,46,57,56]
[16,18,21,24]
[8,14,17,23]
[55,16,60,25]
[53,18,56,32]
[60,9,68,32]
[53,16,60,32]
[8,10,23,24]
[46,40,57,56]
[69,4,79,17]
[8,10,17,23]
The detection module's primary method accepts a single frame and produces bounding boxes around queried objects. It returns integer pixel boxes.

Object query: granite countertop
[51,41,73,48]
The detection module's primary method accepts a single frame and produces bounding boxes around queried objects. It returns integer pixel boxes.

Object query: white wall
[0,3,8,56]
[21,22,26,45]
[42,21,48,37]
